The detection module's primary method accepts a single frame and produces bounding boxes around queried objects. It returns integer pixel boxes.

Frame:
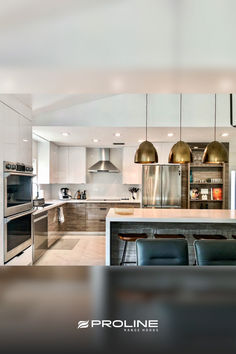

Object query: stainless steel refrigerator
[142,164,182,208]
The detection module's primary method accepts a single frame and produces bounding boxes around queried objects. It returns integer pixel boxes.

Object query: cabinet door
[57,147,69,183]
[2,102,20,162]
[59,203,86,232]
[48,207,60,247]
[50,143,58,184]
[19,115,32,164]
[68,147,86,183]
[122,147,142,184]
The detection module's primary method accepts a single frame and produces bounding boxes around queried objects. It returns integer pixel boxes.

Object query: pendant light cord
[146,93,148,141]
[214,93,217,141]
[180,93,182,141]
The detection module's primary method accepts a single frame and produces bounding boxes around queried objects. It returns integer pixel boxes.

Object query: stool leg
[120,241,128,266]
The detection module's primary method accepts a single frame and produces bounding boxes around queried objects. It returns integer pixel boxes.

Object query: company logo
[77,320,158,333]
[77,321,89,329]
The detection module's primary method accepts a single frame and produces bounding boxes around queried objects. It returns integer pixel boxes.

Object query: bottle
[77,190,81,199]
[82,190,87,200]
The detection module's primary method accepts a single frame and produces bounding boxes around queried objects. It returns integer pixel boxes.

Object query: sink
[87,198,121,202]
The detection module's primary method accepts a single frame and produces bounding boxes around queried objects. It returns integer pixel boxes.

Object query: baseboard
[57,231,105,236]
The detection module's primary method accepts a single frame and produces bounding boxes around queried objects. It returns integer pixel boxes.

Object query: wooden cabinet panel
[59,203,86,232]
[48,207,60,247]
[57,202,140,233]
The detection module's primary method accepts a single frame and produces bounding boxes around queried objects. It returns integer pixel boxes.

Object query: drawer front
[86,219,105,232]
[86,206,109,220]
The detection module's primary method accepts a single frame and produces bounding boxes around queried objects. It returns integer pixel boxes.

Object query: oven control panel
[4,161,33,174]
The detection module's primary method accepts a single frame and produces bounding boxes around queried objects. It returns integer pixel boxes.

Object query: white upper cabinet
[57,146,69,183]
[68,147,86,184]
[0,101,32,164]
[122,147,142,184]
[38,141,58,184]
[57,146,86,184]
[19,116,32,165]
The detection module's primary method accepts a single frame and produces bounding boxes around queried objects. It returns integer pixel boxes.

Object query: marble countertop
[106,208,236,223]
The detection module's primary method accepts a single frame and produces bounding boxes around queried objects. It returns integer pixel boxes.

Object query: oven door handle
[4,172,36,177]
[5,209,34,223]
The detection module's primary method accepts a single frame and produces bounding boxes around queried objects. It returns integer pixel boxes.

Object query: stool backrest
[136,239,189,266]
[194,240,236,265]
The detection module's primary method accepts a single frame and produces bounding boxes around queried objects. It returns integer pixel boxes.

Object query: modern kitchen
[1,93,236,266]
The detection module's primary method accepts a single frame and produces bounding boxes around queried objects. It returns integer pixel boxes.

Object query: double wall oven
[4,161,34,263]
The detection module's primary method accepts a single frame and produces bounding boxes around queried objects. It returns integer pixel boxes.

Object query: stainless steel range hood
[88,148,119,173]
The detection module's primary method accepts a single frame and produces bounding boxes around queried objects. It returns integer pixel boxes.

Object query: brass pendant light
[134,94,158,164]
[168,94,193,164]
[202,94,228,164]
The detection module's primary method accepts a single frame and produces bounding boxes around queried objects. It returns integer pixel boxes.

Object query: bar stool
[193,234,227,240]
[118,233,148,266]
[154,234,185,239]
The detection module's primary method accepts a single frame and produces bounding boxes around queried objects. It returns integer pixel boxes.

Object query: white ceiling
[32,93,236,146]
[32,126,235,147]
[1,1,236,92]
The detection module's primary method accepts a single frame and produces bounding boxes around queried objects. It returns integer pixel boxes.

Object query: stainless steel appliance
[4,209,33,263]
[33,211,48,263]
[59,187,72,200]
[88,148,119,173]
[142,164,182,208]
[4,161,34,217]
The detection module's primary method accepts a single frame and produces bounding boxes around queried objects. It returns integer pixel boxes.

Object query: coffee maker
[59,187,72,200]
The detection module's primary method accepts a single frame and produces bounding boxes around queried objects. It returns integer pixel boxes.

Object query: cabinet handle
[99,219,105,222]
[100,208,106,210]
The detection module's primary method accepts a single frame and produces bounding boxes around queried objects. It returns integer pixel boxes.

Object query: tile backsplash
[40,183,141,200]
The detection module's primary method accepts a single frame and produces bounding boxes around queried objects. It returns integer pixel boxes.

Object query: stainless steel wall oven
[3,161,34,263]
[4,161,34,217]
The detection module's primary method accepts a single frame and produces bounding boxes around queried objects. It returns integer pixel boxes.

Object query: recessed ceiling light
[221,133,229,137]
[114,132,121,137]
[23,139,28,142]
[138,139,144,143]
[92,139,99,143]
[168,133,174,137]
[61,132,71,137]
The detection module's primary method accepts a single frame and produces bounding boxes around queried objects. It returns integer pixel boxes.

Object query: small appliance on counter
[33,198,45,207]
[59,187,72,200]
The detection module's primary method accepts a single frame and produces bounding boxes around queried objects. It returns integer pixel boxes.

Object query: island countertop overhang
[106,208,236,224]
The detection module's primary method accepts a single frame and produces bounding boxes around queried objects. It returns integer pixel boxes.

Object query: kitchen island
[106,208,236,265]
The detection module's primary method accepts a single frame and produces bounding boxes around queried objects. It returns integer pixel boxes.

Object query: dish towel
[58,207,65,224]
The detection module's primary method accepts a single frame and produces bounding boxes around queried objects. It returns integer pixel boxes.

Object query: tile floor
[35,234,106,266]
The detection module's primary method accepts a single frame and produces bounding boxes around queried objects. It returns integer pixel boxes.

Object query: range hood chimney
[88,148,119,173]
